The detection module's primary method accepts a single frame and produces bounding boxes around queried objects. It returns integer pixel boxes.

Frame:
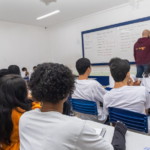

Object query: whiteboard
[82,17,150,65]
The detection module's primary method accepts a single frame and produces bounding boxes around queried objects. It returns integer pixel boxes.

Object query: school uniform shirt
[141,76,150,92]
[72,79,107,123]
[0,108,25,150]
[19,109,113,150]
[0,104,41,150]
[103,86,150,132]
[32,101,41,110]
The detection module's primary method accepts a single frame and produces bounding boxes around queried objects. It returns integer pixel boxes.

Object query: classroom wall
[0,21,51,71]
[47,0,150,75]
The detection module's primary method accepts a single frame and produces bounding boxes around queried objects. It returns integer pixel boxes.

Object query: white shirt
[19,109,113,150]
[21,71,26,78]
[141,75,150,92]
[72,79,107,123]
[103,86,150,132]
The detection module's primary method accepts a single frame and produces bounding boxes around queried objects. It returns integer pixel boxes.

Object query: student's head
[0,69,9,78]
[144,62,150,77]
[8,65,21,75]
[22,67,27,72]
[0,75,30,145]
[33,66,37,71]
[76,58,91,76]
[109,57,120,66]
[142,29,150,38]
[109,58,130,82]
[29,63,75,104]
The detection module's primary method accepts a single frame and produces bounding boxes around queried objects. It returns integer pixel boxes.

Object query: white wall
[0,21,50,71]
[48,0,150,75]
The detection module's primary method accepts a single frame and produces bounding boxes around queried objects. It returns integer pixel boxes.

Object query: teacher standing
[134,29,150,78]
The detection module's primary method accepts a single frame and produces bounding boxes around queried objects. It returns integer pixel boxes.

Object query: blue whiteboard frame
[81,16,150,66]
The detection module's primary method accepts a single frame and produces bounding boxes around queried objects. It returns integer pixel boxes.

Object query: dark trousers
[136,64,148,78]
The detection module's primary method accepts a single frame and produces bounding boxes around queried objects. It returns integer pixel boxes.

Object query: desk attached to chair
[86,120,150,150]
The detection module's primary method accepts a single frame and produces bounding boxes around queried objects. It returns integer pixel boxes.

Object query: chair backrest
[105,87,112,91]
[108,107,148,133]
[70,99,98,115]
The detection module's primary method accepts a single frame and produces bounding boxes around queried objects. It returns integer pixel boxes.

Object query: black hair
[0,75,30,145]
[22,67,27,71]
[109,57,120,66]
[144,62,150,77]
[8,65,21,75]
[109,58,130,82]
[33,66,37,69]
[76,58,91,75]
[0,69,9,78]
[29,63,75,104]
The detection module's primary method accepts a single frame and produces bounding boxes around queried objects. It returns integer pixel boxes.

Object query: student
[141,63,150,92]
[22,67,29,76]
[108,58,140,88]
[33,66,37,72]
[8,65,21,75]
[103,58,150,133]
[19,62,127,150]
[0,69,9,78]
[72,58,107,123]
[0,75,30,150]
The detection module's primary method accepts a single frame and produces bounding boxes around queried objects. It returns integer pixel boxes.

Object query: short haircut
[8,65,21,75]
[33,66,37,69]
[76,58,91,75]
[29,63,75,104]
[0,69,9,78]
[109,58,130,82]
[109,57,120,66]
[22,67,26,71]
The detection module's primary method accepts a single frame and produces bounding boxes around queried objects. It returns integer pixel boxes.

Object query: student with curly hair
[19,63,127,150]
[0,75,30,150]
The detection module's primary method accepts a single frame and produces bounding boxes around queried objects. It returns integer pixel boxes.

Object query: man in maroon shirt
[134,29,150,78]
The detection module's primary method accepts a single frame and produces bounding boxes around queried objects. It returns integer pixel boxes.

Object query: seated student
[72,58,107,123]
[0,75,31,150]
[108,58,139,88]
[19,62,127,150]
[103,58,150,133]
[8,65,21,75]
[33,66,37,72]
[141,62,150,92]
[0,69,9,78]
[22,67,29,77]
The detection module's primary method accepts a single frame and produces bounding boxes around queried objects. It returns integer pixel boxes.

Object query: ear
[126,72,130,78]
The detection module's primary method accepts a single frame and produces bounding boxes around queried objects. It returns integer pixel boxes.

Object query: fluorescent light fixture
[37,10,60,20]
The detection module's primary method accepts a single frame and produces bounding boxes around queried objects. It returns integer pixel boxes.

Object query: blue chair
[108,107,148,133]
[70,99,98,120]
[105,87,112,91]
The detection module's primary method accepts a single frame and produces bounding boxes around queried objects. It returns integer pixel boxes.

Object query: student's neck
[142,36,148,38]
[78,74,88,80]
[40,101,63,113]
[114,80,127,89]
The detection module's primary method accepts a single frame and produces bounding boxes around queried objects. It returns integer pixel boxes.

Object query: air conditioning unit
[40,0,57,5]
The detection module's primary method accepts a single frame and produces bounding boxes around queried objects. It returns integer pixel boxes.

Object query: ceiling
[0,0,128,27]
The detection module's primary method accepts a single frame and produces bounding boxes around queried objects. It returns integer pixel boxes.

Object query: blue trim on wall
[81,16,150,66]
